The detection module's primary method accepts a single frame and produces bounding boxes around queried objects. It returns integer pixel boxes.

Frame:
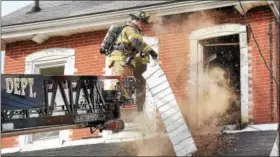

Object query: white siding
[143,64,197,156]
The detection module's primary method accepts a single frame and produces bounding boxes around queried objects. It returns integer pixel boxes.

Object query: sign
[1,74,45,110]
[5,77,36,97]
[74,113,107,123]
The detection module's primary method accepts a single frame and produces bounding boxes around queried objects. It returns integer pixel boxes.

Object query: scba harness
[100,24,140,65]
[100,24,124,56]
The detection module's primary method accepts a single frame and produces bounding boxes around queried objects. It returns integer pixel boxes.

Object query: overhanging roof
[0,1,273,44]
[1,1,169,27]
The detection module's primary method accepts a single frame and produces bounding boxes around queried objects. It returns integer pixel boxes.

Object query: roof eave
[1,1,244,43]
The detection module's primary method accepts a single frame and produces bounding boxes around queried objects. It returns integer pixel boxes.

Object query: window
[40,66,65,75]
[31,65,65,142]
[32,130,60,142]
[25,48,75,75]
[22,48,75,146]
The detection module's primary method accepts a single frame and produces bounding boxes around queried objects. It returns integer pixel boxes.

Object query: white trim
[270,133,279,157]
[2,1,248,41]
[25,48,75,63]
[234,1,269,15]
[189,24,247,40]
[189,24,250,123]
[268,0,280,22]
[234,1,279,23]
[31,34,50,44]
[16,48,76,150]
[25,48,75,75]
[223,123,278,133]
[1,147,21,154]
[18,130,72,152]
[1,51,5,74]
[1,129,165,155]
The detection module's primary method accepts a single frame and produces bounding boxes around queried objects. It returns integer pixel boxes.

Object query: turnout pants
[110,60,147,112]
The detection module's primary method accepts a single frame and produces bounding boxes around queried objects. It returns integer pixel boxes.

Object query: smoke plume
[194,66,237,126]
[118,10,239,155]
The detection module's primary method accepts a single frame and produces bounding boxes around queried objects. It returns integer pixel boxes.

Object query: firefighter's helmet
[129,11,151,24]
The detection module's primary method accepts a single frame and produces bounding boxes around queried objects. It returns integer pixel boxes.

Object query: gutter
[1,1,244,39]
[1,1,175,27]
[268,0,280,23]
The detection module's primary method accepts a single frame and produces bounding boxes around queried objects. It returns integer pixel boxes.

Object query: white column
[239,32,249,123]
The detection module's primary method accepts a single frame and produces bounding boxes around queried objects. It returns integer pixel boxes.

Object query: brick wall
[2,6,278,148]
[244,7,279,123]
[141,6,278,124]
[5,30,107,75]
[3,30,108,148]
[1,136,18,148]
[275,17,280,123]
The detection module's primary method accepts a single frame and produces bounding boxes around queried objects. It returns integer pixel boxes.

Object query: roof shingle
[1,1,169,26]
[218,131,277,156]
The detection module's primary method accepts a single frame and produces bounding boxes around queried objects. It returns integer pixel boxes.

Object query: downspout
[234,1,269,15]
[269,21,274,122]
[268,0,280,153]
[276,10,280,155]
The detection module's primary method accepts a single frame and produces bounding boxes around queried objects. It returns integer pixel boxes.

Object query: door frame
[189,24,250,123]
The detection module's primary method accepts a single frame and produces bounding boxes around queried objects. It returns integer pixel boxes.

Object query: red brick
[70,128,100,140]
[2,7,278,148]
[1,136,18,148]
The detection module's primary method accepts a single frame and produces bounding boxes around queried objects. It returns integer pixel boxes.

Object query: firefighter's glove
[149,50,158,60]
[100,48,104,54]
[140,52,147,58]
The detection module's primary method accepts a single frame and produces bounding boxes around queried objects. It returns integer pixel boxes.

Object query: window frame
[19,48,75,148]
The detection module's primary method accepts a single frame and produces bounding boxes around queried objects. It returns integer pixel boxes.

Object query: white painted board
[142,64,197,156]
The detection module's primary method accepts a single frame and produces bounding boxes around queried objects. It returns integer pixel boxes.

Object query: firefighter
[109,11,158,101]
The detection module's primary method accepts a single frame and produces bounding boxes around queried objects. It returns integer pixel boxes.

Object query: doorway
[198,34,241,125]
[189,24,249,125]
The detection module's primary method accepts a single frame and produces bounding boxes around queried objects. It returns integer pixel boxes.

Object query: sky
[1,1,33,16]
[1,1,33,71]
